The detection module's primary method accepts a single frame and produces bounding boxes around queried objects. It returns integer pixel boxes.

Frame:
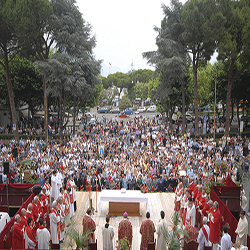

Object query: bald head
[21,208,26,216]
[203,217,208,224]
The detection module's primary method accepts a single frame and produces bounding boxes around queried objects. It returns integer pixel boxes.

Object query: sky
[76,0,181,76]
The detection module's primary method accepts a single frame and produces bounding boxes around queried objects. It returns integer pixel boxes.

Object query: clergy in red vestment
[25,217,37,249]
[139,212,156,250]
[118,212,133,249]
[209,201,221,244]
[12,214,24,249]
[82,208,96,244]
[199,196,210,216]
[188,178,195,194]
[32,196,41,231]
[20,208,28,228]
[184,218,197,241]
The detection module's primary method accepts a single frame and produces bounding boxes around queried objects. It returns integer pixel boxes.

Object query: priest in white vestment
[50,200,61,246]
[56,169,63,190]
[51,170,59,201]
[156,210,168,250]
[235,210,248,246]
[102,215,114,250]
[197,217,211,250]
[37,218,50,249]
[186,197,196,227]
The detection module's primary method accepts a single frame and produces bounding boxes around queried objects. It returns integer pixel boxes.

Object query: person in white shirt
[220,225,232,250]
[51,170,59,201]
[186,197,196,227]
[197,217,210,250]
[102,215,114,250]
[235,210,248,246]
[37,218,50,249]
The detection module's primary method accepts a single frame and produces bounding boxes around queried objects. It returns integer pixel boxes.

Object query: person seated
[167,184,173,192]
[184,218,197,242]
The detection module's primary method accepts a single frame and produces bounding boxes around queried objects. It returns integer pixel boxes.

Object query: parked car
[97,107,109,113]
[110,107,120,113]
[123,108,133,115]
[89,117,96,125]
[147,105,156,112]
[137,107,146,113]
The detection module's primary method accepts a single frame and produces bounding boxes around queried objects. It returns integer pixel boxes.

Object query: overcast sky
[76,0,185,75]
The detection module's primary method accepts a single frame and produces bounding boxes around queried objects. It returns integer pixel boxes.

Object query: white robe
[50,211,60,244]
[37,228,50,249]
[220,233,232,250]
[56,172,63,190]
[186,204,196,227]
[156,219,168,250]
[197,225,210,250]
[102,225,114,250]
[51,175,59,200]
[24,229,36,249]
[235,216,248,246]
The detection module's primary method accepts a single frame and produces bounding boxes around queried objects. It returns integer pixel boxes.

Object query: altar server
[82,208,96,244]
[118,212,133,249]
[156,210,168,250]
[140,212,156,250]
[37,218,50,249]
[51,170,59,201]
[102,215,114,250]
[235,210,248,246]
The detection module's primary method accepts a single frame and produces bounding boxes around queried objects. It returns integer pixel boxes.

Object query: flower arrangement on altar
[141,184,148,193]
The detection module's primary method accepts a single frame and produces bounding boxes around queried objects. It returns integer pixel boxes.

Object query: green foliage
[162,212,189,250]
[118,236,130,250]
[64,227,91,250]
[119,96,131,111]
[135,82,149,99]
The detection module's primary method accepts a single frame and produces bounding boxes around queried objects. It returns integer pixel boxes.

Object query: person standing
[156,210,167,250]
[82,208,96,244]
[37,218,50,249]
[184,218,197,241]
[197,217,210,250]
[140,212,156,250]
[57,197,66,241]
[12,214,24,249]
[220,225,232,250]
[118,212,133,249]
[186,197,196,227]
[102,215,114,250]
[51,170,59,201]
[235,210,248,246]
[50,200,61,248]
[209,201,221,245]
[24,217,37,249]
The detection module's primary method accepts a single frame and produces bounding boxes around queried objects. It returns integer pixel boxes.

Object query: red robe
[32,202,40,230]
[184,225,197,241]
[209,208,221,244]
[118,219,133,249]
[201,202,210,216]
[82,214,96,243]
[139,219,156,250]
[25,225,37,247]
[12,223,24,249]
[20,215,28,228]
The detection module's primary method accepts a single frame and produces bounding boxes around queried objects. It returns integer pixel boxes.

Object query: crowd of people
[0,115,249,249]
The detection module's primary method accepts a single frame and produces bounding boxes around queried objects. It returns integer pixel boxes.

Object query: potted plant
[118,236,130,250]
[162,212,189,250]
[64,227,91,250]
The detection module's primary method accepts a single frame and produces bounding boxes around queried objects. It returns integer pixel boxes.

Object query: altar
[98,190,149,216]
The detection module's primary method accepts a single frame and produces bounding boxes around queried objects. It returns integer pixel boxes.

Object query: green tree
[0,0,21,140]
[217,0,250,137]
[119,96,131,111]
[182,0,226,135]
[135,82,149,99]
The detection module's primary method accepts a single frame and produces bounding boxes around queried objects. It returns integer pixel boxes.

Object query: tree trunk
[59,87,63,139]
[225,61,234,137]
[237,102,240,131]
[181,80,186,134]
[4,44,19,141]
[230,101,234,125]
[43,76,48,142]
[193,57,199,136]
[73,98,76,134]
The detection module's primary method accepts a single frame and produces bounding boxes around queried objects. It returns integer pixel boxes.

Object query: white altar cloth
[98,190,149,216]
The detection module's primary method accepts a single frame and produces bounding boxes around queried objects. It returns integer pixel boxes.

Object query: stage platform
[62,191,175,250]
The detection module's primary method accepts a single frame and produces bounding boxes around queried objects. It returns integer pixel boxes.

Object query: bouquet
[141,184,148,193]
